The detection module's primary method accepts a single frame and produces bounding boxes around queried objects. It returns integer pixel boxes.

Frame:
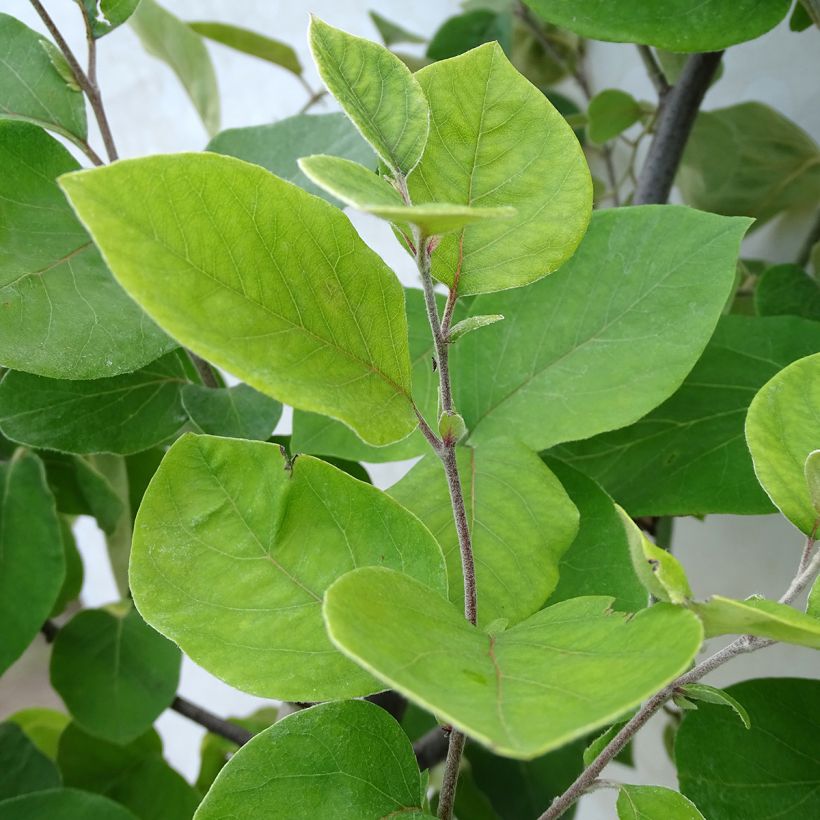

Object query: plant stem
[796,209,820,268]
[636,45,670,97]
[438,730,467,820]
[633,50,723,205]
[171,696,254,745]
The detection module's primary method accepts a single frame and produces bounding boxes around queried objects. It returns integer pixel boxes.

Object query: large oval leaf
[523,0,791,52]
[60,152,416,447]
[196,701,431,819]
[409,42,591,295]
[452,206,751,450]
[745,352,820,534]
[0,788,139,819]
[324,567,703,759]
[130,434,446,700]
[0,122,174,379]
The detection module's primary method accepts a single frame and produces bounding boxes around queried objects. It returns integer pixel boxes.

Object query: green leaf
[755,263,820,320]
[0,722,61,800]
[0,14,86,142]
[409,42,591,295]
[50,605,181,745]
[617,785,705,820]
[60,152,416,448]
[583,714,635,766]
[58,723,200,820]
[207,113,375,206]
[0,352,189,455]
[679,103,820,226]
[679,683,750,729]
[448,314,504,343]
[452,207,751,449]
[7,708,69,761]
[676,678,820,819]
[80,0,141,38]
[427,11,513,60]
[552,315,820,516]
[0,449,64,674]
[746,352,820,533]
[0,121,174,379]
[617,507,691,604]
[290,287,445,461]
[324,568,703,758]
[39,41,80,92]
[181,383,281,440]
[543,458,646,612]
[808,577,819,618]
[51,518,84,616]
[309,16,428,175]
[196,701,430,819]
[129,0,220,135]
[130,434,446,700]
[369,11,425,46]
[807,450,820,515]
[587,89,643,144]
[188,21,301,75]
[691,595,820,649]
[523,0,791,51]
[466,737,587,820]
[0,789,139,819]
[438,410,467,443]
[390,442,578,625]
[298,154,516,235]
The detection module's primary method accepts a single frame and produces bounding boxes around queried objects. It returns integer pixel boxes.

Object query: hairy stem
[438,730,467,820]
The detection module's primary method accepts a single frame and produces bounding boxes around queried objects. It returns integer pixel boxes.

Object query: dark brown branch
[633,50,723,205]
[636,45,670,97]
[171,696,254,746]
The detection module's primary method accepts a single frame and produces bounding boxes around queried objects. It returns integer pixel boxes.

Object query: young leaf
[324,568,703,759]
[691,595,820,649]
[7,708,69,761]
[39,41,80,91]
[79,0,141,38]
[197,701,431,819]
[0,789,139,819]
[755,264,820,321]
[207,113,375,206]
[188,21,302,75]
[0,122,174,379]
[0,450,64,674]
[0,14,87,142]
[745,352,820,533]
[390,442,579,625]
[679,683,751,729]
[587,89,644,144]
[543,458,646,612]
[181,383,282,440]
[298,154,516,235]
[452,207,751,450]
[0,352,190,456]
[617,786,705,820]
[583,713,635,766]
[409,42,591,295]
[50,605,181,745]
[806,450,820,514]
[129,0,220,135]
[369,11,425,47]
[130,434,446,700]
[60,152,416,447]
[309,16,429,175]
[0,722,61,800]
[808,577,819,618]
[447,314,504,343]
[679,103,820,226]
[552,315,820,517]
[523,0,791,51]
[676,678,820,819]
[617,507,691,604]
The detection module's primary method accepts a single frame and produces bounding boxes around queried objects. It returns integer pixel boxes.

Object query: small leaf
[369,11,425,46]
[60,152,416,448]
[691,595,820,649]
[39,40,80,91]
[617,785,705,820]
[130,0,220,135]
[181,383,282,440]
[427,10,513,60]
[50,605,181,744]
[617,506,692,604]
[746,352,820,534]
[324,568,703,759]
[309,16,429,175]
[51,519,84,617]
[6,709,69,761]
[807,577,819,618]
[130,434,446,700]
[680,683,751,729]
[438,411,467,443]
[0,789,139,819]
[188,21,302,75]
[587,89,643,144]
[804,449,820,515]
[583,712,634,766]
[196,701,431,819]
[0,450,64,674]
[447,314,504,343]
[80,0,141,38]
[0,722,61,800]
[755,263,820,321]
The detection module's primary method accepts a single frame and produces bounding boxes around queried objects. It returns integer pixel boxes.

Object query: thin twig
[632,51,723,205]
[171,696,254,746]
[438,730,467,820]
[796,209,820,268]
[636,45,670,97]
[190,352,220,388]
[298,88,328,115]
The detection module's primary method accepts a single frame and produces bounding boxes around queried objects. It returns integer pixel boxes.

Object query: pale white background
[1,1,819,817]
